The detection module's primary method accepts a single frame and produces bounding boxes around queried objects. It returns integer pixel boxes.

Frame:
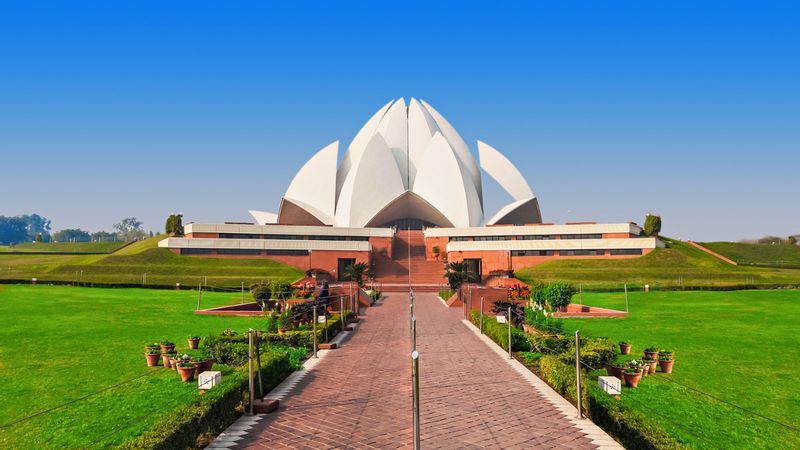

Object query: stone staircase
[373,230,445,291]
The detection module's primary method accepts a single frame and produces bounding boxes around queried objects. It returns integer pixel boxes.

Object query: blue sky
[1,1,798,241]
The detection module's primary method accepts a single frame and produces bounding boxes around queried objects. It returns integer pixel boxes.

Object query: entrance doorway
[463,258,482,282]
[337,258,356,282]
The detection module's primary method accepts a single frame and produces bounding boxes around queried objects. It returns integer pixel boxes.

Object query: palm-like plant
[343,262,368,287]
[444,261,472,291]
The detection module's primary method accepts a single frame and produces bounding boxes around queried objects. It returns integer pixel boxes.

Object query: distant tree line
[753,235,799,245]
[0,214,152,245]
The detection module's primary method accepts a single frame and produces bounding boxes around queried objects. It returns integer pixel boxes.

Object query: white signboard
[496,315,507,324]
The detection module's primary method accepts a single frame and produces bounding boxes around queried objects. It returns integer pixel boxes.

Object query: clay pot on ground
[619,343,632,355]
[162,354,173,369]
[605,364,624,379]
[659,359,675,374]
[623,369,643,388]
[177,365,195,382]
[187,338,200,349]
[144,352,160,367]
[160,344,175,354]
[201,359,214,372]
[641,364,650,376]
[646,359,658,374]
[644,350,660,360]
[145,344,160,353]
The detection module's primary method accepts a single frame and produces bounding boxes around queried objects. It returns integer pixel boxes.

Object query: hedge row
[471,311,531,351]
[118,351,293,449]
[470,315,687,450]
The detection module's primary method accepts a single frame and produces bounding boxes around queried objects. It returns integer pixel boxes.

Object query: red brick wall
[369,237,393,259]
[425,236,449,261]
[185,232,219,238]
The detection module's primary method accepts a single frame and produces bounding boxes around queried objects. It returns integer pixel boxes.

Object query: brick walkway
[233,293,604,449]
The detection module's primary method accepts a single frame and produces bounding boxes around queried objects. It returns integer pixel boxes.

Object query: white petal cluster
[269,98,541,228]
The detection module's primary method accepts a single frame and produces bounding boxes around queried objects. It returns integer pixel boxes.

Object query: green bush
[271,280,294,300]
[119,352,293,449]
[579,337,617,369]
[644,214,662,237]
[524,305,564,334]
[470,311,530,351]
[542,282,576,308]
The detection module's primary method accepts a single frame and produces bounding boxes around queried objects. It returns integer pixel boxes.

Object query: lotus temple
[159,98,662,284]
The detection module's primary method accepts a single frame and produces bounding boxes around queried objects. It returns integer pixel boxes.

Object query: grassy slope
[561,290,800,449]
[1,241,127,253]
[701,241,800,267]
[0,285,266,448]
[0,235,304,287]
[516,238,800,289]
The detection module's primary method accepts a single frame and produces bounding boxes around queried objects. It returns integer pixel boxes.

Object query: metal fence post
[624,283,629,312]
[575,330,583,419]
[412,350,421,450]
[255,331,263,400]
[241,281,244,304]
[313,306,318,358]
[248,329,254,415]
[480,297,484,334]
[579,283,583,306]
[411,315,417,351]
[196,283,202,311]
[340,296,346,330]
[507,306,512,359]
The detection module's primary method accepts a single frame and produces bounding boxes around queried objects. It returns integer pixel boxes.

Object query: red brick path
[234,293,599,449]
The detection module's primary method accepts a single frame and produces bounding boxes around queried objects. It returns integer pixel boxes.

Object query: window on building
[264,234,305,240]
[181,248,213,255]
[610,249,643,256]
[559,249,606,256]
[266,249,309,256]
[512,250,555,256]
[474,235,512,241]
[217,249,262,255]
[518,235,555,240]
[559,234,602,240]
[219,233,262,239]
[450,236,469,242]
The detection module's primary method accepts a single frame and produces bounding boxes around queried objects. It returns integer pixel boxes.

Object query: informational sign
[496,315,507,324]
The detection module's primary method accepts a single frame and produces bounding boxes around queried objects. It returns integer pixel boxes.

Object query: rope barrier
[0,369,160,430]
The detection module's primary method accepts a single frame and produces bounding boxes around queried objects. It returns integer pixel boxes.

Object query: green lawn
[517,238,800,289]
[701,241,800,268]
[561,289,800,449]
[1,241,127,253]
[0,285,269,448]
[0,236,305,288]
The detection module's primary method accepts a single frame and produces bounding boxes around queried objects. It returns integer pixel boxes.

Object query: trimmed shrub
[470,311,531,352]
[542,282,576,309]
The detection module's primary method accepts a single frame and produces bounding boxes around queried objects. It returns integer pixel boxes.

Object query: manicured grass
[560,289,800,449]
[0,236,305,287]
[0,285,270,448]
[701,241,800,268]
[1,241,127,253]
[516,238,800,289]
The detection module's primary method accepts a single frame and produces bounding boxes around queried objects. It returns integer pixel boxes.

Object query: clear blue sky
[1,1,798,241]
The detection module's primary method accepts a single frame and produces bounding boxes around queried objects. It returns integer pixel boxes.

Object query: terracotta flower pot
[145,345,160,352]
[144,353,160,367]
[659,359,675,374]
[160,344,175,354]
[644,350,660,360]
[623,369,643,388]
[605,364,624,379]
[187,338,200,350]
[641,364,650,376]
[619,343,632,355]
[647,359,658,374]
[162,354,173,368]
[202,359,214,372]
[177,365,195,382]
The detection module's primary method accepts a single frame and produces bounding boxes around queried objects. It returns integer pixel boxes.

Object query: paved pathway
[229,293,615,449]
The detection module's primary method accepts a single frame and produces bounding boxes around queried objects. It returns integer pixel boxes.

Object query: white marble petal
[419,99,483,206]
[375,97,409,189]
[477,141,534,201]
[334,133,406,227]
[485,197,542,225]
[413,132,483,227]
[407,98,440,188]
[336,99,394,198]
[282,141,338,224]
[248,210,278,225]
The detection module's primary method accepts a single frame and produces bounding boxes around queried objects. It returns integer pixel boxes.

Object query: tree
[165,214,184,236]
[343,262,368,287]
[35,233,43,243]
[53,229,91,242]
[790,236,798,246]
[758,236,784,245]
[644,214,662,236]
[0,216,34,245]
[20,214,51,242]
[91,231,118,242]
[113,217,146,241]
[542,282,576,309]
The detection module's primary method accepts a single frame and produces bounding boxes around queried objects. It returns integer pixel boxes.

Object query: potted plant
[144,348,161,367]
[162,351,176,368]
[145,342,160,352]
[187,335,200,350]
[659,353,675,373]
[623,366,644,387]
[160,339,175,354]
[643,347,660,360]
[619,341,632,355]
[641,357,653,376]
[605,363,625,379]
[643,356,658,374]
[176,360,196,382]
